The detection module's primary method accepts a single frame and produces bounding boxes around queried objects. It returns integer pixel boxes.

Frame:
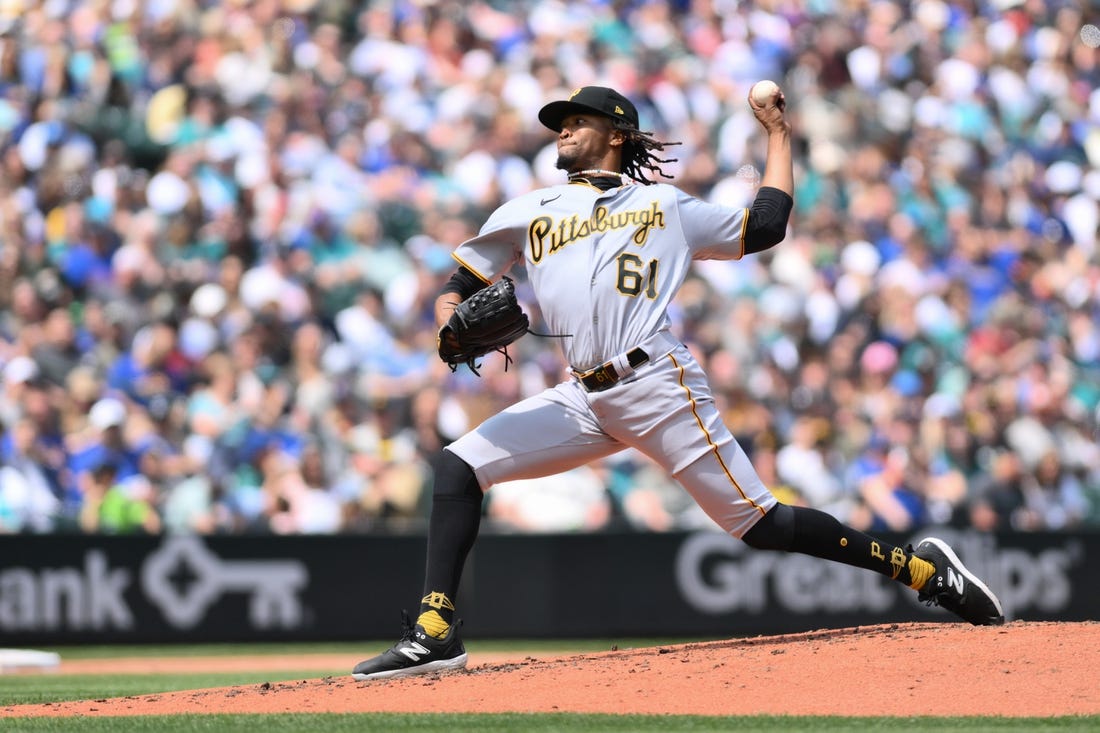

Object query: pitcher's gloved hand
[437,276,529,375]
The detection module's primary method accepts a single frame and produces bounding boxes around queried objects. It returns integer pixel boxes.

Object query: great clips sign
[672,528,1081,623]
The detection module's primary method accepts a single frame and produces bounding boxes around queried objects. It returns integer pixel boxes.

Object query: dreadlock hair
[614,120,681,185]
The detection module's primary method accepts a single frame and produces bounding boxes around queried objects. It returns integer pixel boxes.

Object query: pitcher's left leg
[672,435,777,538]
[740,502,1004,625]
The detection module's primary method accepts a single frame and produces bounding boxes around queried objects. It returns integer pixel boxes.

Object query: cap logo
[614,105,624,115]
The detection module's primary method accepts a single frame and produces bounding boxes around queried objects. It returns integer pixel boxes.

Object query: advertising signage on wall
[0,536,312,637]
[0,530,1094,644]
[672,528,1078,620]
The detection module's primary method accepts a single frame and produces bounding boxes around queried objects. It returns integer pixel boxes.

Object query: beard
[555,148,579,171]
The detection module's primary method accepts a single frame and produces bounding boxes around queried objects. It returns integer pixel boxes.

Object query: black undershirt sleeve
[439,266,485,300]
[743,186,793,254]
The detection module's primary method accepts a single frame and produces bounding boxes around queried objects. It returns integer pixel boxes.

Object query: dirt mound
[4,621,1097,718]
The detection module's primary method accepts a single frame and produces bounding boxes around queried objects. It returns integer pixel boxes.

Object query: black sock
[418,450,483,633]
[743,504,930,587]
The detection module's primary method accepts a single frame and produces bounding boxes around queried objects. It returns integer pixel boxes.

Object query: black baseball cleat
[352,611,468,681]
[912,537,1005,626]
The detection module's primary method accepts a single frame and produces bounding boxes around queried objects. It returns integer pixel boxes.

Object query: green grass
[27,638,686,660]
[0,714,1097,732]
[27,642,362,659]
[0,671,343,706]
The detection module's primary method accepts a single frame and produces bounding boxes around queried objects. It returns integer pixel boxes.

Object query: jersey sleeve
[450,201,527,283]
[674,189,749,261]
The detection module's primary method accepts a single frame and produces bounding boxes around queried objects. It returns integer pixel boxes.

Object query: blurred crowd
[1,0,1099,536]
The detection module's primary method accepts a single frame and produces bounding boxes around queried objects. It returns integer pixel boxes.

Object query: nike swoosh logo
[540,195,561,206]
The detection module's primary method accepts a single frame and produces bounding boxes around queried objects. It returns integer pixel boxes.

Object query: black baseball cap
[538,86,639,132]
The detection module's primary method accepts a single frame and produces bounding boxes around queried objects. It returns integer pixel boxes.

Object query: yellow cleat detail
[907,556,936,590]
[416,609,451,639]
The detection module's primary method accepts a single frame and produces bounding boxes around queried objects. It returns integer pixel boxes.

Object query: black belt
[574,348,649,393]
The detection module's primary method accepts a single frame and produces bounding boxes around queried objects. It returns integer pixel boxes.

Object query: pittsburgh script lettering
[527,202,666,262]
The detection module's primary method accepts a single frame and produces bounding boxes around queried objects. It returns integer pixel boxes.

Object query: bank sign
[1,530,310,638]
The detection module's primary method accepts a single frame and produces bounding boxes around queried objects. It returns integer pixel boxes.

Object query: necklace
[569,168,624,179]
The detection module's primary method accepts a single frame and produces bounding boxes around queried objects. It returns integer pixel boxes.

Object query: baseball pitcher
[353,84,1003,680]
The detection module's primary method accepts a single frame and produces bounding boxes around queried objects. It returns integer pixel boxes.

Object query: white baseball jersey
[452,180,748,370]
[447,178,777,538]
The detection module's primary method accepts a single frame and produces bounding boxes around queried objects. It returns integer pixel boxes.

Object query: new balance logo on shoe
[947,567,966,595]
[398,641,430,662]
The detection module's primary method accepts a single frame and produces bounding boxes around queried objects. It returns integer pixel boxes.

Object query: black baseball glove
[438,276,529,375]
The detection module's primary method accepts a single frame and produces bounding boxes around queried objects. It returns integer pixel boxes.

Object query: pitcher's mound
[3,621,1097,718]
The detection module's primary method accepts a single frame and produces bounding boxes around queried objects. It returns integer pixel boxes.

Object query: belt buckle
[577,362,618,392]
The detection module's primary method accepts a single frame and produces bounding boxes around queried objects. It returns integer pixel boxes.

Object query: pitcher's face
[554,114,623,173]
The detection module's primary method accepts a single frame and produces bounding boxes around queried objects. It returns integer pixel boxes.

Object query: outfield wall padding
[0,528,1094,644]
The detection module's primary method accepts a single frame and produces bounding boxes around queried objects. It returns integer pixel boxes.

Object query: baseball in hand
[750,80,780,106]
